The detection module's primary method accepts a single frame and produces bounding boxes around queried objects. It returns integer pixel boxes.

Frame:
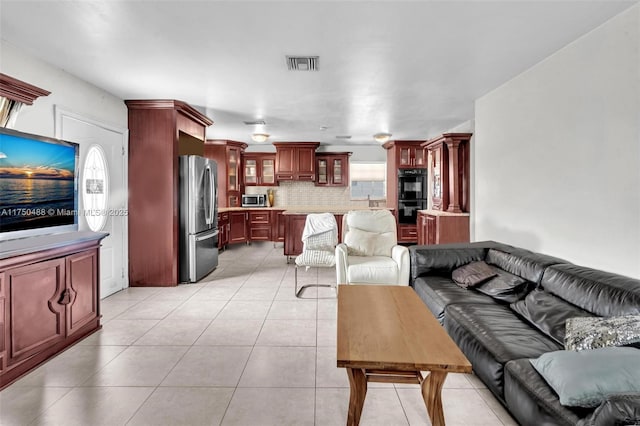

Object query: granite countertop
[418,209,470,217]
[0,231,109,260]
[218,206,393,214]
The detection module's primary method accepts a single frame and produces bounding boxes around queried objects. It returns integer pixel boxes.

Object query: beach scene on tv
[0,132,77,233]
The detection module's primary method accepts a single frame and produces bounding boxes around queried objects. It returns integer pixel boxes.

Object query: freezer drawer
[181,228,219,283]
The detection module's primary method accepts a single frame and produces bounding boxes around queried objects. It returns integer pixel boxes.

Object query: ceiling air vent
[243,119,266,125]
[286,56,319,71]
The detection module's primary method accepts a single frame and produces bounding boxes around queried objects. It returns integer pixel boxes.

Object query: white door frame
[54,105,129,292]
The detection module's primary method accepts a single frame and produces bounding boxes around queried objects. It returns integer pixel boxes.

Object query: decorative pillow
[475,267,530,303]
[530,347,640,408]
[451,261,497,289]
[510,289,594,344]
[565,315,640,351]
[343,228,395,257]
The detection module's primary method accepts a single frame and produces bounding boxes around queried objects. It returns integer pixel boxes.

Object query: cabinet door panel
[426,215,437,245]
[261,158,275,185]
[229,212,247,243]
[7,259,65,365]
[296,147,316,176]
[66,250,99,337]
[244,159,258,185]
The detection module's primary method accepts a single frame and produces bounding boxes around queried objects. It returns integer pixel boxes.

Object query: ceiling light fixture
[373,133,392,143]
[251,133,270,143]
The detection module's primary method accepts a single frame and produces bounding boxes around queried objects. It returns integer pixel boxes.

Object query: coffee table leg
[421,371,448,426]
[346,368,367,426]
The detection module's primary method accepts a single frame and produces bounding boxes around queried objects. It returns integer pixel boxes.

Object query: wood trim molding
[205,139,248,150]
[421,133,472,148]
[124,99,213,127]
[0,73,51,105]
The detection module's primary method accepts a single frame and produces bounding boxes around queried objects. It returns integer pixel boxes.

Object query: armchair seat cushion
[346,256,400,284]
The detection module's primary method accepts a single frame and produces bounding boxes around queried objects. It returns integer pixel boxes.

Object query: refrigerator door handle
[209,166,215,226]
[204,164,212,225]
[195,229,219,242]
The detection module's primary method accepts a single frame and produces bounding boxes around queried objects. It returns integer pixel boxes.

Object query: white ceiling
[0,1,636,146]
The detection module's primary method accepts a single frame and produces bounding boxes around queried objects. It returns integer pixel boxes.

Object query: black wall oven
[397,169,427,224]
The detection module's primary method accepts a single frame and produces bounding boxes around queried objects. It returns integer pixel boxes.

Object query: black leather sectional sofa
[409,241,640,426]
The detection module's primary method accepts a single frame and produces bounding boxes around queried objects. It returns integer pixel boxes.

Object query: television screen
[0,128,79,238]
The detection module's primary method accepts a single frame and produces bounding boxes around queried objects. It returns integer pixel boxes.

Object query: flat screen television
[0,128,79,240]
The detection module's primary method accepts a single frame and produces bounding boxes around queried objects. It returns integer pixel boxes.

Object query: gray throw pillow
[451,261,497,288]
[475,267,530,303]
[530,347,640,408]
[565,315,640,351]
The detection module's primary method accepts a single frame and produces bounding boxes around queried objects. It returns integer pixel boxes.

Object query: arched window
[82,145,109,231]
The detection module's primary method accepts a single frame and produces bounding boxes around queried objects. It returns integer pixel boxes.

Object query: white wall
[0,40,127,136]
[474,4,640,278]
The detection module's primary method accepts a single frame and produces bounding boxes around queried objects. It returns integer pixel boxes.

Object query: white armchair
[335,210,409,286]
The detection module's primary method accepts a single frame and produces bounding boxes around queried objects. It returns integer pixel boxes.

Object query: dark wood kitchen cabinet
[229,211,248,244]
[417,210,470,245]
[383,140,426,170]
[0,232,106,389]
[218,212,230,249]
[274,142,319,182]
[315,153,351,186]
[126,100,213,286]
[248,211,271,241]
[205,140,247,208]
[243,153,276,186]
[271,210,286,243]
[422,133,471,213]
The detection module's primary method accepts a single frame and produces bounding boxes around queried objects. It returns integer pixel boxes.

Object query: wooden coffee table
[337,285,472,426]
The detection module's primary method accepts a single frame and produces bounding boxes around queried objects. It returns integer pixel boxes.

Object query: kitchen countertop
[418,209,470,217]
[218,206,393,214]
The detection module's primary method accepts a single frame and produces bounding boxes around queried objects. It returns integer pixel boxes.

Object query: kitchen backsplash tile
[245,181,383,208]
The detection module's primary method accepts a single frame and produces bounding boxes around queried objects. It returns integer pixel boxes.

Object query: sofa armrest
[579,394,640,426]
[335,243,348,286]
[409,241,508,281]
[391,245,410,285]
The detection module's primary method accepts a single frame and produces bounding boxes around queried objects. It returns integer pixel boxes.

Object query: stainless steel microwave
[242,193,267,207]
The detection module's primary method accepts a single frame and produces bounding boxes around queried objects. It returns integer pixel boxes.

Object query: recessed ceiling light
[319,126,329,131]
[335,135,352,139]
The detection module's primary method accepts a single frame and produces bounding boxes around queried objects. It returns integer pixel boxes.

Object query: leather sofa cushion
[510,289,595,344]
[444,303,561,399]
[541,264,640,317]
[347,255,399,284]
[486,248,567,284]
[409,241,510,278]
[412,276,496,324]
[504,358,590,426]
[452,261,497,288]
[474,267,531,303]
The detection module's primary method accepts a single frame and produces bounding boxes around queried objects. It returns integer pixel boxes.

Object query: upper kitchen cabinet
[316,152,351,186]
[126,100,213,286]
[204,140,248,207]
[383,140,426,169]
[274,142,320,182]
[243,153,276,186]
[422,133,472,213]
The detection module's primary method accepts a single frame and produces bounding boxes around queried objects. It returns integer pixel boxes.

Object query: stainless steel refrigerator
[179,155,218,283]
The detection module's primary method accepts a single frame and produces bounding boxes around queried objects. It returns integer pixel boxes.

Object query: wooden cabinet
[229,211,248,244]
[383,140,426,170]
[0,232,105,389]
[205,140,248,208]
[316,153,351,186]
[284,213,345,257]
[274,142,320,182]
[417,211,470,245]
[126,100,213,286]
[248,211,271,241]
[243,153,276,186]
[218,212,230,249]
[398,225,418,243]
[423,133,471,213]
[271,210,286,243]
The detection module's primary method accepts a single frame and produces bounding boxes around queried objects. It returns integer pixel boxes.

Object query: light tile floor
[0,243,518,425]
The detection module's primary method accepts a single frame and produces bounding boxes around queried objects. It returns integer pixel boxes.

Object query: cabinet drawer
[398,225,418,242]
[249,227,271,241]
[219,212,229,222]
[249,212,270,224]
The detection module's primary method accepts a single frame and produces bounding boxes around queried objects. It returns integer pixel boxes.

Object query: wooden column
[445,138,462,213]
